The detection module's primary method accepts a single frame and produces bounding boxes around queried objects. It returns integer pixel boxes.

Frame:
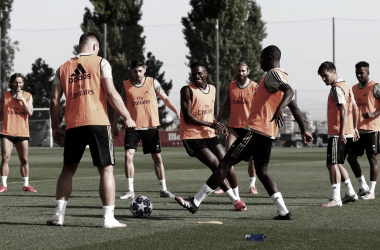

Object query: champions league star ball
[130,196,153,217]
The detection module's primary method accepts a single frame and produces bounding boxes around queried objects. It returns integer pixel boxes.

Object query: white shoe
[103,218,126,228]
[361,193,375,200]
[47,214,64,226]
[120,190,135,200]
[320,199,342,207]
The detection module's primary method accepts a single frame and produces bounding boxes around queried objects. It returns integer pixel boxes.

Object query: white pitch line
[6,161,324,184]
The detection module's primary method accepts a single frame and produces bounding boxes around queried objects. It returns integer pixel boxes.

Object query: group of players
[0,32,377,227]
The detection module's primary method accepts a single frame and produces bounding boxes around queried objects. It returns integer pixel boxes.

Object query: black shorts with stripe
[182,136,221,157]
[348,131,380,156]
[227,131,273,166]
[124,128,161,154]
[326,137,353,164]
[64,125,115,167]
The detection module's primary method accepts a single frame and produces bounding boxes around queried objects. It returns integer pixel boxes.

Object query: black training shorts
[124,128,161,154]
[0,134,30,144]
[182,136,221,157]
[348,131,380,156]
[64,125,115,167]
[326,137,353,164]
[227,131,273,166]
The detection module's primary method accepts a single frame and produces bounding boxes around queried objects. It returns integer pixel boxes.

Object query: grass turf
[1,147,380,249]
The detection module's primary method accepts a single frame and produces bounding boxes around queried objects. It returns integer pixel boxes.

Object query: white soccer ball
[130,195,153,217]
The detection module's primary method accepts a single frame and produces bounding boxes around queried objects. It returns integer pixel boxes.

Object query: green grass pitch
[1,147,379,249]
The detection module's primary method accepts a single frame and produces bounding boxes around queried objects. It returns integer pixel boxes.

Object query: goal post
[29,108,53,147]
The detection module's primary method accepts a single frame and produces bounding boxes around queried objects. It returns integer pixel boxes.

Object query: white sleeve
[101,58,113,78]
[330,86,346,105]
[264,70,288,92]
[52,68,61,85]
[154,79,165,95]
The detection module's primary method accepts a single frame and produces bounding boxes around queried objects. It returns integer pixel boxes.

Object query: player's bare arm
[351,97,360,142]
[18,93,33,117]
[216,89,230,122]
[50,83,65,147]
[156,91,180,119]
[337,103,347,144]
[288,100,313,147]
[270,83,294,127]
[102,78,136,130]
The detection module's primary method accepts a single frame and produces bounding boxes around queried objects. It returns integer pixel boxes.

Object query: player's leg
[98,164,125,228]
[151,152,174,198]
[15,139,36,192]
[248,157,258,194]
[120,129,140,199]
[0,137,13,192]
[337,163,357,203]
[363,153,378,199]
[347,133,369,195]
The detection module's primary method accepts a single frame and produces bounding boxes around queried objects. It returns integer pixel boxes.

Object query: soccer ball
[130,195,153,217]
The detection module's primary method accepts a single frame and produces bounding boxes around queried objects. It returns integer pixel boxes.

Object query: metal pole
[104,23,107,59]
[215,19,220,116]
[333,17,335,64]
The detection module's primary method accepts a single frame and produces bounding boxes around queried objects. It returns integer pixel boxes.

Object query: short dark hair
[355,61,369,69]
[9,73,25,89]
[190,61,206,70]
[318,61,336,75]
[79,32,101,51]
[262,45,281,60]
[131,59,145,69]
[236,61,250,71]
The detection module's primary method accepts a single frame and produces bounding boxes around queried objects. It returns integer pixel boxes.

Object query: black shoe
[175,196,199,214]
[273,212,293,220]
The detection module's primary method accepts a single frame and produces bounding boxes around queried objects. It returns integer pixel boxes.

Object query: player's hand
[270,108,284,127]
[175,111,180,120]
[362,112,375,119]
[339,133,347,145]
[353,129,360,142]
[302,131,313,148]
[125,118,136,130]
[14,92,24,101]
[112,124,119,138]
[52,128,65,147]
[211,121,225,134]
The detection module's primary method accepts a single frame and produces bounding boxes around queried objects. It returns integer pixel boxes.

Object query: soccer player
[112,59,179,200]
[347,61,379,200]
[179,61,246,211]
[216,61,259,194]
[318,61,359,207]
[0,73,36,193]
[175,46,312,219]
[47,32,136,228]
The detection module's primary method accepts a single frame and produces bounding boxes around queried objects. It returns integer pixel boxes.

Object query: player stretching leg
[179,62,246,211]
[347,61,379,200]
[175,46,312,219]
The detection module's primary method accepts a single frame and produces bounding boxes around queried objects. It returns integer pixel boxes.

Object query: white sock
[159,179,167,192]
[225,189,237,205]
[55,200,67,217]
[249,177,256,187]
[127,178,134,192]
[23,177,29,187]
[357,175,369,190]
[332,183,341,201]
[343,179,355,196]
[1,176,7,187]
[369,181,377,194]
[270,192,289,216]
[103,205,115,221]
[193,184,214,207]
[232,187,240,201]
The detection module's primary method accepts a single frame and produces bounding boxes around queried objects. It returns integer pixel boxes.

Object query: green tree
[182,0,266,123]
[0,0,18,90]
[24,58,65,126]
[79,0,174,129]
